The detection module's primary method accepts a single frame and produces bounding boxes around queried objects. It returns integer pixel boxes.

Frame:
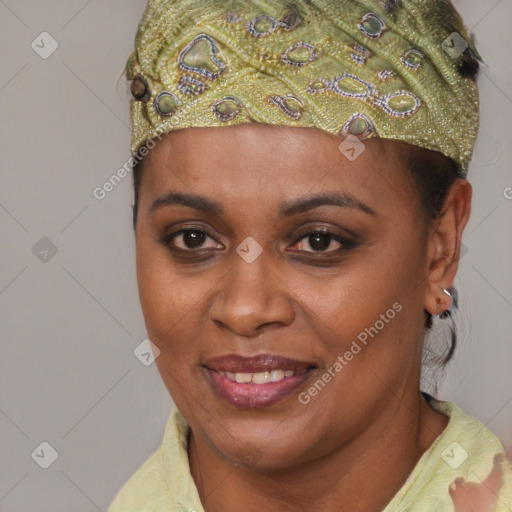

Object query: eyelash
[160,226,357,257]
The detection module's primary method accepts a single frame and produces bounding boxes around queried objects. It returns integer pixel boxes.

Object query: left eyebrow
[278,192,377,218]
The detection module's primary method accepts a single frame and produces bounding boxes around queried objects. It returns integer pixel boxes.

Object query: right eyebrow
[150,191,224,216]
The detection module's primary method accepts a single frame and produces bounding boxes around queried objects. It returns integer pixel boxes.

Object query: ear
[424,178,472,315]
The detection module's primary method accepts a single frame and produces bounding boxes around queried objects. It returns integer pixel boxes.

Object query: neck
[188,393,448,512]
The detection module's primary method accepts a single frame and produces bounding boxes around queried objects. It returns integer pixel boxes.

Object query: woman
[109,0,512,510]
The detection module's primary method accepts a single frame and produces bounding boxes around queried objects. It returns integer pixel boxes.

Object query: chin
[221,437,308,471]
[199,412,321,470]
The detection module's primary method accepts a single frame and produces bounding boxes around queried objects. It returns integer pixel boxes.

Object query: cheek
[135,233,216,353]
[303,250,408,333]
[347,233,426,357]
[135,240,205,405]
[314,231,426,360]
[136,235,188,341]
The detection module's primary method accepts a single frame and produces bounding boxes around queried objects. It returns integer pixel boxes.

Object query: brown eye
[181,229,207,249]
[164,228,222,251]
[289,229,356,254]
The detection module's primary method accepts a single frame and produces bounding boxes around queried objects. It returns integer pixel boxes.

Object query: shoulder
[385,397,512,511]
[430,398,507,470]
[107,407,188,512]
[107,447,172,512]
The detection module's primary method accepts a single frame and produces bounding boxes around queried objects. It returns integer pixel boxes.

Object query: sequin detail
[177,75,206,96]
[154,91,180,117]
[401,49,424,70]
[357,12,386,39]
[246,9,301,38]
[376,69,396,81]
[211,96,243,121]
[341,113,374,138]
[282,41,317,67]
[178,33,226,80]
[268,94,305,120]
[377,90,421,117]
[308,73,421,118]
[306,78,331,94]
[350,44,372,65]
[331,73,379,100]
[224,11,242,24]
[131,75,150,102]
[246,14,280,37]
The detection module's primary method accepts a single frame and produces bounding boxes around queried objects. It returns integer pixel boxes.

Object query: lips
[204,353,314,373]
[203,353,317,408]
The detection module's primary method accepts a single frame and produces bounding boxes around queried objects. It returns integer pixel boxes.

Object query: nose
[208,247,295,337]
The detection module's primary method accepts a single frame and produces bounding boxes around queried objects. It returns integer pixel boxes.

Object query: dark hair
[405,149,460,369]
[132,156,143,231]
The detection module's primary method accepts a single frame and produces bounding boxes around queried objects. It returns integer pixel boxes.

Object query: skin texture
[134,123,472,512]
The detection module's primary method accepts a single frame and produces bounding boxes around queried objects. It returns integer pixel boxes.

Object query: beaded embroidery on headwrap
[126,0,482,175]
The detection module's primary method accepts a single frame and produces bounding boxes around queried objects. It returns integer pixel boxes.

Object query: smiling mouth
[203,353,317,408]
[217,368,308,384]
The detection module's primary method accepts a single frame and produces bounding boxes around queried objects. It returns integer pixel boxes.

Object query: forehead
[139,124,417,215]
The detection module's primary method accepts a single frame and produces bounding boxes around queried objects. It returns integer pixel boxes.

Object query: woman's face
[135,124,440,468]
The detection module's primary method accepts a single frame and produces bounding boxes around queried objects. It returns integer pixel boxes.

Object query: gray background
[0,1,511,510]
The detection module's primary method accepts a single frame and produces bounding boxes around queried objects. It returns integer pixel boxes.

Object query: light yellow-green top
[108,397,512,511]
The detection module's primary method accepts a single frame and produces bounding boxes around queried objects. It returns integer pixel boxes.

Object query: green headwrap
[126,0,481,175]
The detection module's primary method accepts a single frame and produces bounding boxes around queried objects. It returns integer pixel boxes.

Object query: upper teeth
[218,369,295,384]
